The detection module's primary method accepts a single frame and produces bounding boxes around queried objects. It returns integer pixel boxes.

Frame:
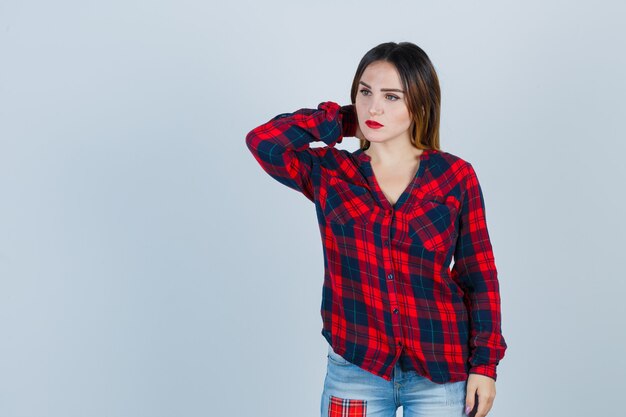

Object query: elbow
[245,129,256,149]
[245,128,261,155]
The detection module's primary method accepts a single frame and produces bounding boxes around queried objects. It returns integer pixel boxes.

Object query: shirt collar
[353,147,436,164]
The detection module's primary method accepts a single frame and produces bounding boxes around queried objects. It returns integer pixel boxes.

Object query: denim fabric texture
[321,344,468,417]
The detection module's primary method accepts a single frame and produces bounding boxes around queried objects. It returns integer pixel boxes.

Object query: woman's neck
[364,142,423,166]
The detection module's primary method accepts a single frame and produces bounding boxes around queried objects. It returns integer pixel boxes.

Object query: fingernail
[465,405,471,414]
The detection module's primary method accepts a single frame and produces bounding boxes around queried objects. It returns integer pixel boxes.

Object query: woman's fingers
[466,373,496,416]
[474,387,495,417]
[464,388,475,415]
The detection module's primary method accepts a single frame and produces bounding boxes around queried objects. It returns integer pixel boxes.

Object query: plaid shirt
[245,101,507,384]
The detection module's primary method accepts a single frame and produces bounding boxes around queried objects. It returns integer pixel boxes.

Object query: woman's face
[355,60,413,146]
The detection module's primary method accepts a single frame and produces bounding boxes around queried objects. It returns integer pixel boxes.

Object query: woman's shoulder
[426,149,475,177]
[432,150,488,195]
[431,148,471,165]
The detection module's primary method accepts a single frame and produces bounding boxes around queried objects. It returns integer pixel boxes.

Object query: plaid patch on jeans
[328,395,367,417]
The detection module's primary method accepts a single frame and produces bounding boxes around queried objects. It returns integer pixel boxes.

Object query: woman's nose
[368,96,383,116]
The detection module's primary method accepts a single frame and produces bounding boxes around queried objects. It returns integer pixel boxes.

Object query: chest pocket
[324,176,373,225]
[408,194,461,253]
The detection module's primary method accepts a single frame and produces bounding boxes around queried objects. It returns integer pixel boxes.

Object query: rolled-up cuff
[339,104,357,139]
[468,363,497,381]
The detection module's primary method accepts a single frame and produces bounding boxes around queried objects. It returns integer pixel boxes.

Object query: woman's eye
[359,89,371,96]
[386,94,399,101]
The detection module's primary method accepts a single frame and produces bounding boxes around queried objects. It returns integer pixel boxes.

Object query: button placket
[381,208,404,347]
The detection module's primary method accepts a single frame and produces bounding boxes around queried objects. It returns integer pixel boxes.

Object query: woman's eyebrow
[359,81,405,93]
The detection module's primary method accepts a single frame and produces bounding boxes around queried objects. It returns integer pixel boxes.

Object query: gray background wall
[1,1,624,416]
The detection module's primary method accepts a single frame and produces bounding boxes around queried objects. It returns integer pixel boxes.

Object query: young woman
[245,42,507,417]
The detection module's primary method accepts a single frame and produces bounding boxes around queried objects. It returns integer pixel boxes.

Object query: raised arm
[450,163,507,381]
[245,101,357,202]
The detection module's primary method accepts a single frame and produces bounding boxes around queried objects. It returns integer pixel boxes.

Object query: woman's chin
[364,136,389,144]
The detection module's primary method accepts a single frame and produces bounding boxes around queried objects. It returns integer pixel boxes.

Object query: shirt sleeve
[245,101,358,202]
[450,162,507,381]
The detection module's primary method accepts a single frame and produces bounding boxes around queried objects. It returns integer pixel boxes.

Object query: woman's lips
[365,120,384,129]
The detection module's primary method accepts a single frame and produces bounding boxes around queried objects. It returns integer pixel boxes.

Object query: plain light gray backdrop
[1,1,625,416]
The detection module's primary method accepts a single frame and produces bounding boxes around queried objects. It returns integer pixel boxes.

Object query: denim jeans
[321,344,468,417]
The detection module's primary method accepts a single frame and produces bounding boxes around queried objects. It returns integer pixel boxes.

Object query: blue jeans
[321,344,468,417]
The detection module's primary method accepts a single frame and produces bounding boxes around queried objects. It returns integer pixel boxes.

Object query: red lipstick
[365,120,384,129]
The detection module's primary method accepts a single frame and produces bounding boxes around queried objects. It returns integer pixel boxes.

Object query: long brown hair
[350,42,441,151]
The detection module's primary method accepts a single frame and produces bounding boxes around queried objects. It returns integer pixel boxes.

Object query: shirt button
[387,273,394,280]
[384,240,390,246]
[393,308,399,314]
